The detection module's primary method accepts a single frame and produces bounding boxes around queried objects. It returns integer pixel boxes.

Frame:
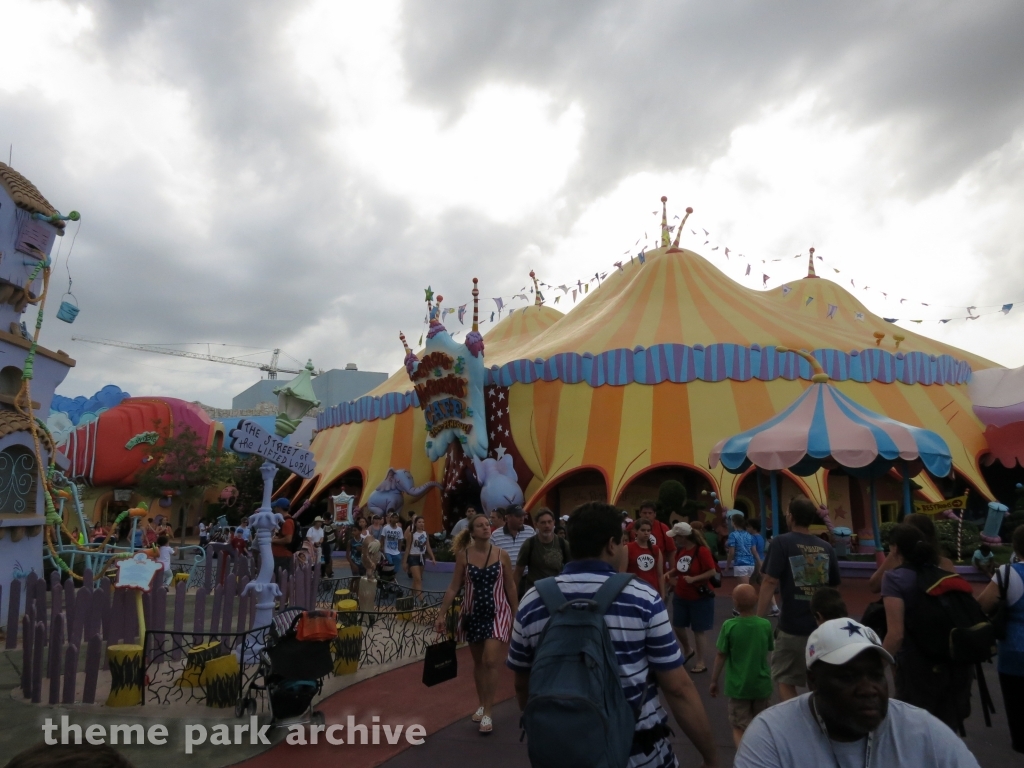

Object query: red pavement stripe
[237,646,516,768]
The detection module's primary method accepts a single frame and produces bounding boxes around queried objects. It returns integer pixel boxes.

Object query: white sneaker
[472,706,484,723]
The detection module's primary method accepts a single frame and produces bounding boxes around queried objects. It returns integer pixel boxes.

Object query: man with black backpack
[507,501,719,768]
[513,508,570,598]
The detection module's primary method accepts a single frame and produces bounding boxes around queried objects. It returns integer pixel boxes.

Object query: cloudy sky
[3,0,1024,408]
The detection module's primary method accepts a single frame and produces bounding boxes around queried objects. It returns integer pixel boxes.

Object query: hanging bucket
[57,293,79,323]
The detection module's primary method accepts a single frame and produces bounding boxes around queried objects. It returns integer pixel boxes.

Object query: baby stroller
[237,608,335,724]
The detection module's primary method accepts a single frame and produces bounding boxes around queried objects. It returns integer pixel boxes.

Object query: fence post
[83,568,93,591]
[171,581,186,661]
[47,613,64,704]
[221,575,236,636]
[204,546,213,592]
[62,645,78,704]
[63,578,75,634]
[20,613,32,697]
[99,577,112,642]
[49,572,62,631]
[34,579,47,642]
[193,588,208,644]
[235,577,249,634]
[82,635,101,704]
[70,587,89,651]
[6,578,21,649]
[210,585,224,643]
[31,622,45,703]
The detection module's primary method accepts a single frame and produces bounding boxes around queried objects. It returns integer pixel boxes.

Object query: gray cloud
[9,0,1024,406]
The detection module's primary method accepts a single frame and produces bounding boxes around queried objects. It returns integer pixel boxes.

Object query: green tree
[231,454,290,521]
[135,426,234,547]
[657,480,688,524]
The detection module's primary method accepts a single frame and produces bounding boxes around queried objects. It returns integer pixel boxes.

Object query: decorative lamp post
[234,361,321,658]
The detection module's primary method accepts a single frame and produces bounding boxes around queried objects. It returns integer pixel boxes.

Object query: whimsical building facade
[284,207,1014,540]
[0,163,76,616]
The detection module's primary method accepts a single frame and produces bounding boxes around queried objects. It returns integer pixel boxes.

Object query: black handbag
[422,639,458,687]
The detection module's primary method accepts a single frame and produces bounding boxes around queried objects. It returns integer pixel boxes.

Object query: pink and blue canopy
[709,382,952,478]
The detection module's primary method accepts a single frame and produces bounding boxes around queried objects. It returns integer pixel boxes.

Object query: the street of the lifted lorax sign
[229,419,316,478]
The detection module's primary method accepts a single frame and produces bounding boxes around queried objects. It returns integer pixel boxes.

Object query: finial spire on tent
[807,247,818,278]
[530,270,544,305]
[776,346,829,383]
[399,331,412,355]
[660,196,671,247]
[670,206,694,251]
[471,278,480,331]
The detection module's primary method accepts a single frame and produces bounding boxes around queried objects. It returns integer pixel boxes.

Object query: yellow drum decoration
[199,654,241,708]
[333,599,361,675]
[396,595,415,621]
[106,644,144,707]
[177,641,222,688]
[172,572,189,587]
[333,589,351,609]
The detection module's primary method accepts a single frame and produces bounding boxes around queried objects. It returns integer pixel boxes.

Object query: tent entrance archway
[616,465,716,524]
[535,468,608,518]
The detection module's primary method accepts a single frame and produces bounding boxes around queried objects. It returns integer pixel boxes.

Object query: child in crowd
[710,584,774,748]
[972,544,997,577]
[810,586,848,625]
[154,535,174,586]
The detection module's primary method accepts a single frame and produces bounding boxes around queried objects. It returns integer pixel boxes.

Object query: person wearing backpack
[881,523,986,734]
[507,501,719,768]
[978,523,1024,753]
[513,508,570,598]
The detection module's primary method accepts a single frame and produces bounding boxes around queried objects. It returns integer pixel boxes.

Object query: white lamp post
[241,361,320,658]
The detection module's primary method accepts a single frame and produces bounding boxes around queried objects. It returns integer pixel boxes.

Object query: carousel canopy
[709,378,953,478]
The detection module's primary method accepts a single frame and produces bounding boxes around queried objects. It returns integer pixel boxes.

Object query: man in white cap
[734,618,981,767]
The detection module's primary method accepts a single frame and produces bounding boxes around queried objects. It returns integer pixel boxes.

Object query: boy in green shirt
[710,584,774,747]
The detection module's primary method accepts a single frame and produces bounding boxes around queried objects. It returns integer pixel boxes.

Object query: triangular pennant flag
[762,274,770,287]
[826,304,838,319]
[554,296,561,304]
[490,312,495,322]
[458,304,467,324]
[850,279,856,288]
[910,320,923,323]
[1002,304,1013,314]
[805,296,815,306]
[493,297,504,311]
[614,261,623,271]
[418,334,423,345]
[572,289,577,302]
[558,284,569,293]
[711,246,719,251]
[638,250,646,265]
[584,284,589,293]
[883,318,898,323]
[940,319,951,323]
[745,264,751,276]
[833,268,840,273]
[899,298,907,304]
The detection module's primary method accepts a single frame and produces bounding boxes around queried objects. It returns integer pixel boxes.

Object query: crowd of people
[429,494,1022,767]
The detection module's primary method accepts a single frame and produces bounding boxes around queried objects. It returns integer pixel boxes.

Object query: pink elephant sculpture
[472,454,525,514]
[365,468,441,518]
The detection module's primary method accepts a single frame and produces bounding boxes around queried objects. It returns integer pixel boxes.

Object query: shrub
[656,481,687,524]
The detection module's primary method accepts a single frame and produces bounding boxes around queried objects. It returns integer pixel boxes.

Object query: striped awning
[709,382,953,478]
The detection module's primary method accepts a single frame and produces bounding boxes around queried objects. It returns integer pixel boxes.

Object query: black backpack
[288,519,303,552]
[907,565,994,665]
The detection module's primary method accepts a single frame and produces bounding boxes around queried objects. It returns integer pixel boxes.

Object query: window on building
[0,445,36,514]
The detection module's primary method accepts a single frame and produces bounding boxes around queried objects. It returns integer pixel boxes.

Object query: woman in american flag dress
[435,513,518,734]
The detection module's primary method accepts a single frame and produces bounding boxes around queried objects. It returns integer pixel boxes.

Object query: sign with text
[115,552,162,592]
[229,419,316,478]
[913,494,968,516]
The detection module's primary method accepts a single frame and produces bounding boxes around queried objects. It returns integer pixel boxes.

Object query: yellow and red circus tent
[292,240,996,536]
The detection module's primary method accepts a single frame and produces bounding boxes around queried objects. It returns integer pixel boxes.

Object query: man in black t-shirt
[756,496,841,702]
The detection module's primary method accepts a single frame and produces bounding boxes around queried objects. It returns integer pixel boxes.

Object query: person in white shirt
[451,505,477,537]
[381,512,405,573]
[155,535,174,586]
[306,516,326,567]
[734,617,981,768]
[489,505,535,565]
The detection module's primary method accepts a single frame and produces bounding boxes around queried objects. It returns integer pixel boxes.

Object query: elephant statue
[472,454,525,514]
[364,468,441,519]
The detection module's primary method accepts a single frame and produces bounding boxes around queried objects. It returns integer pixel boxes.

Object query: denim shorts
[672,594,715,632]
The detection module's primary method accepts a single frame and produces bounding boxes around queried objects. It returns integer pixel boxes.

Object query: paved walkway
[0,565,1016,767]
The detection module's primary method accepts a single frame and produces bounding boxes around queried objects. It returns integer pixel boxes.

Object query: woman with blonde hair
[434,513,518,734]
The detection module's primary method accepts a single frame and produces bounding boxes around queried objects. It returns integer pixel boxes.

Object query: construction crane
[71,337,317,379]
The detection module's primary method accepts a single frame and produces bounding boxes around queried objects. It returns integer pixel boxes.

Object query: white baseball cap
[805,618,894,669]
[669,522,692,538]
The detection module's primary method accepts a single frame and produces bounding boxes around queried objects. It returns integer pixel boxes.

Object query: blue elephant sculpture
[364,468,441,518]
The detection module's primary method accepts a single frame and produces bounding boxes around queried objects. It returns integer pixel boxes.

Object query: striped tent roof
[301,245,999,524]
[708,381,953,478]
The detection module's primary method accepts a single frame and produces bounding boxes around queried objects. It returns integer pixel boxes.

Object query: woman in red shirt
[626,519,665,601]
[666,522,718,673]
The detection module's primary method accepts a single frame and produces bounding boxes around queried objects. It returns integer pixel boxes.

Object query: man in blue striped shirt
[508,502,719,768]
